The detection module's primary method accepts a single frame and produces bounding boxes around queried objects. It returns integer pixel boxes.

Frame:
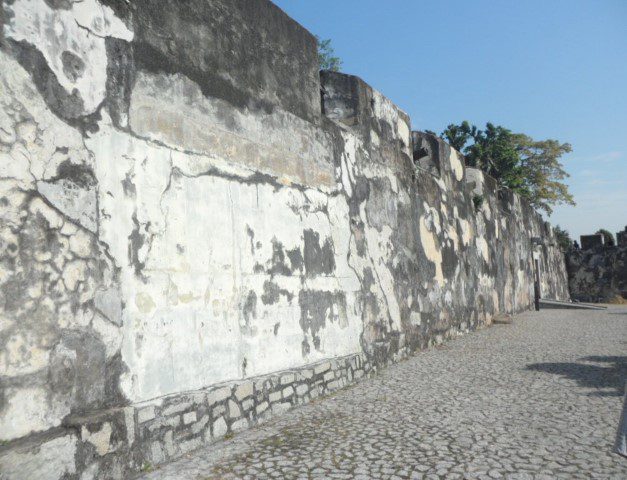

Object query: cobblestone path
[138,307,627,479]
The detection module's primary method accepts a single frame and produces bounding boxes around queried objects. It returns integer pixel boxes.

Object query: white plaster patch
[0,332,49,377]
[29,196,65,229]
[68,228,93,257]
[484,201,492,221]
[81,422,113,456]
[370,129,380,147]
[422,203,442,235]
[444,291,453,305]
[447,224,459,251]
[5,0,133,115]
[73,0,132,40]
[339,132,357,197]
[397,117,411,152]
[0,387,69,440]
[36,179,98,233]
[465,167,484,195]
[370,89,411,155]
[356,203,402,331]
[493,290,501,313]
[449,149,464,182]
[419,216,444,285]
[476,237,490,262]
[0,49,94,203]
[62,260,87,291]
[92,313,123,358]
[0,433,77,480]
[458,218,472,246]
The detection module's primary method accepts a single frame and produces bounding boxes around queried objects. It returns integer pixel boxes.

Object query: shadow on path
[526,356,627,397]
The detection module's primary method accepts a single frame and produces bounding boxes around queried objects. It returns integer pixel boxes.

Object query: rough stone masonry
[567,229,627,303]
[0,1,570,478]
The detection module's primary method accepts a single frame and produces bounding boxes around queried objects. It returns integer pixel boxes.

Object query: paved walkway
[139,307,627,479]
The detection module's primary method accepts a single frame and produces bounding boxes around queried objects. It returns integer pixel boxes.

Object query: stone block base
[0,354,375,480]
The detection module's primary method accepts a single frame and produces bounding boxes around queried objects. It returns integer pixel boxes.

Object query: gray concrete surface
[137,307,627,479]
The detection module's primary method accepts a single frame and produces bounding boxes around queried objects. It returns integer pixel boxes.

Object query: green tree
[316,36,342,72]
[595,229,615,246]
[553,225,573,253]
[514,134,574,214]
[466,123,527,192]
[443,122,528,194]
[441,122,575,214]
[442,121,473,151]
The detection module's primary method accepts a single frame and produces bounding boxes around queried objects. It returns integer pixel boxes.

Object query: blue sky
[273,0,627,242]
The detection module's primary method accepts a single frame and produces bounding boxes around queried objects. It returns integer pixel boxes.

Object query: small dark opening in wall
[497,188,513,214]
[412,132,441,176]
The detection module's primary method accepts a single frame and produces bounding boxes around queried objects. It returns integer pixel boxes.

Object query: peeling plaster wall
[320,72,569,361]
[0,0,569,478]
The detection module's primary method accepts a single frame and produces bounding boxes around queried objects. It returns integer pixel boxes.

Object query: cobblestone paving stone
[138,307,627,479]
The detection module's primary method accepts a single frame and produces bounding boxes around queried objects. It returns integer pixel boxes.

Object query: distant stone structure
[580,234,605,251]
[0,0,569,478]
[566,228,627,302]
[617,226,627,247]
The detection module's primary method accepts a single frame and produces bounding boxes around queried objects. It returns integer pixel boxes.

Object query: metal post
[615,382,627,457]
[533,257,541,311]
[530,237,542,311]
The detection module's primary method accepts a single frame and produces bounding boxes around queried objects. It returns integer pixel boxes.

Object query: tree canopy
[442,122,575,214]
[595,229,615,246]
[316,36,342,72]
[553,225,573,253]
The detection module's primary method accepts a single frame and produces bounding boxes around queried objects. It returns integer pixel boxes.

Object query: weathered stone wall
[566,246,627,302]
[0,0,569,478]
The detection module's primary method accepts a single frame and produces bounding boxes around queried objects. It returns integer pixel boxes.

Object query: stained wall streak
[0,0,569,478]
